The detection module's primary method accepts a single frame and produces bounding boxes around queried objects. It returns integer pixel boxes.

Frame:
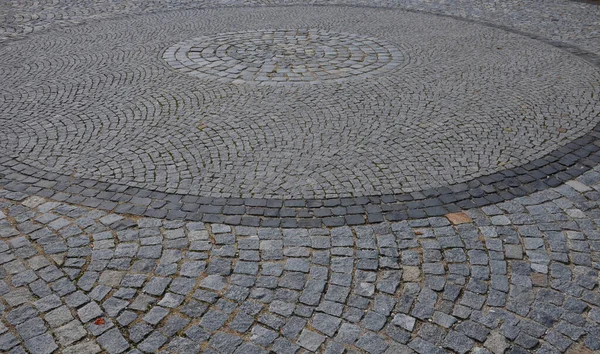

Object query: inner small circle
[163,29,402,83]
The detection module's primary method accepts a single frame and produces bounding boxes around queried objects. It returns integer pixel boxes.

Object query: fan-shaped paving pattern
[1,6,600,198]
[1,166,600,353]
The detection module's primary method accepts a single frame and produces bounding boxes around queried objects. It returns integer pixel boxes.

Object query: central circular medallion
[162,29,403,84]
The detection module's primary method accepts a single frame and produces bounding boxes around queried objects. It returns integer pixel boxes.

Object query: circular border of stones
[1,4,600,228]
[162,29,404,85]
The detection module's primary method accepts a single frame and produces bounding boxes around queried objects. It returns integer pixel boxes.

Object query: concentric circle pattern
[163,29,402,84]
[0,6,599,200]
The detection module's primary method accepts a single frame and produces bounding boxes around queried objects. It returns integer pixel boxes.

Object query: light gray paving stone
[297,329,326,351]
[97,328,130,354]
[54,320,87,346]
[77,302,103,323]
[24,333,58,354]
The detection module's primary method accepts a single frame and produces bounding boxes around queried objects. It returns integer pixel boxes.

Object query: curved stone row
[1,164,599,353]
[2,126,599,228]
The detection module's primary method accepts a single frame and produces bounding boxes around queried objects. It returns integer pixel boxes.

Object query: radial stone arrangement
[1,2,600,354]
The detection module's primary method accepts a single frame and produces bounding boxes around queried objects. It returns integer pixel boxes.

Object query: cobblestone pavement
[1,0,600,353]
[1,167,600,354]
[7,4,600,198]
